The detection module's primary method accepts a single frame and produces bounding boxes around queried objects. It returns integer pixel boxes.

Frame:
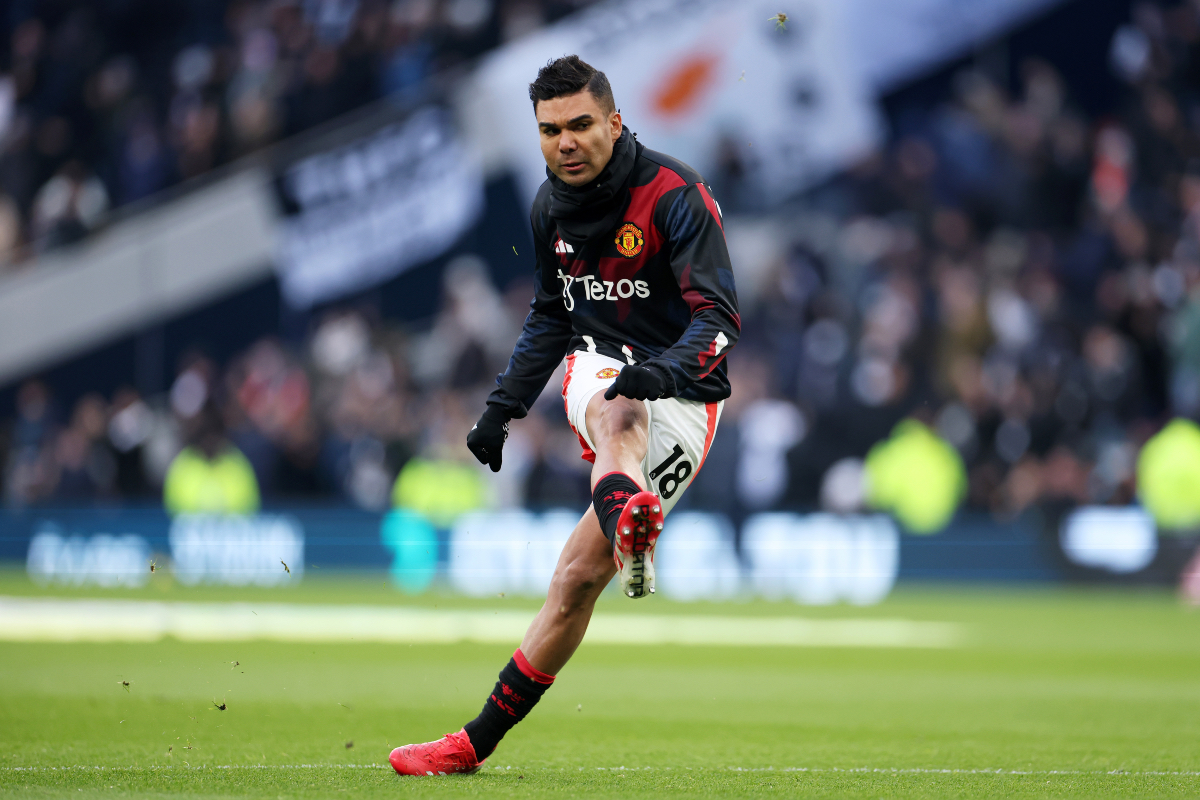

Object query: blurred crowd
[699,2,1200,527]
[5,3,1200,533]
[0,0,593,268]
[1,255,597,515]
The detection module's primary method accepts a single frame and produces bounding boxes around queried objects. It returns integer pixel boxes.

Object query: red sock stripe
[513,649,556,685]
[591,470,635,489]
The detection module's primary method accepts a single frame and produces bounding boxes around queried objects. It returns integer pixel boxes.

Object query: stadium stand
[1,0,1198,548]
[0,0,595,268]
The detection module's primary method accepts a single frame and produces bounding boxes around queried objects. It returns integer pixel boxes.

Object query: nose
[559,131,578,153]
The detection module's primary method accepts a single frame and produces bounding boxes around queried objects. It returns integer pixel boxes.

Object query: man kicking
[390,54,739,776]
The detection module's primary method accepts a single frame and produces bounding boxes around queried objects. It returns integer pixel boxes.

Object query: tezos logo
[556,269,649,310]
[615,223,644,257]
[596,368,621,379]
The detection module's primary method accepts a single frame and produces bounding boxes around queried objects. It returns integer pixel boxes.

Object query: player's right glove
[604,364,669,402]
[466,406,510,472]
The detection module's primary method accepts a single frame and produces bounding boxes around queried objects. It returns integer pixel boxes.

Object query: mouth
[561,162,587,175]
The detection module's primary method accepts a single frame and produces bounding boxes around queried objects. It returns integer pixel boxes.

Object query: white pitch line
[2,765,388,771]
[3,765,1198,777]
[0,596,962,648]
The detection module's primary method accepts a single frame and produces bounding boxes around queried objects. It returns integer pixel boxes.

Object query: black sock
[463,649,554,759]
[592,472,641,546]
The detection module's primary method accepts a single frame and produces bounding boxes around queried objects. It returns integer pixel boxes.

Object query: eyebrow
[538,114,595,129]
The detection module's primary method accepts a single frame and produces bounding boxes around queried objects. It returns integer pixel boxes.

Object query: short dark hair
[529,55,615,114]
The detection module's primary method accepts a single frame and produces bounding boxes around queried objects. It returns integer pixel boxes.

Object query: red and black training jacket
[487,147,741,418]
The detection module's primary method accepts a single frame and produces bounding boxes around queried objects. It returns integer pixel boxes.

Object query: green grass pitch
[1,570,1199,798]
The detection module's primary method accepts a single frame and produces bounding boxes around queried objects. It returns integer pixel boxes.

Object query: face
[536,90,622,186]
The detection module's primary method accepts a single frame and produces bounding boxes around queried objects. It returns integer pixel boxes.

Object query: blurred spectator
[30,161,108,250]
[392,455,484,528]
[3,379,57,505]
[0,194,21,267]
[390,391,485,526]
[518,411,593,511]
[864,419,967,533]
[1137,418,1200,533]
[163,402,260,516]
[410,255,518,389]
[107,387,155,497]
[51,393,116,501]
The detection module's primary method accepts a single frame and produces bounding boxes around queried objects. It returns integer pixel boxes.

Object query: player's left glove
[603,364,669,402]
[467,406,510,472]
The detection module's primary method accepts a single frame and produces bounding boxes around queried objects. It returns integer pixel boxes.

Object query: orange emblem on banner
[614,223,644,257]
[596,367,621,379]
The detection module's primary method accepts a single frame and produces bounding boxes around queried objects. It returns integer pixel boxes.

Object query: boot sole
[613,493,664,599]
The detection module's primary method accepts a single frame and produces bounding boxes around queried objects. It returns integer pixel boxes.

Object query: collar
[546,127,641,246]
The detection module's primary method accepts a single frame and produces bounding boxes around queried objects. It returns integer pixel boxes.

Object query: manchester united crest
[614,222,644,258]
[596,367,621,379]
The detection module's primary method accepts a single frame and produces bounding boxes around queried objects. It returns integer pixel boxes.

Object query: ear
[609,110,622,142]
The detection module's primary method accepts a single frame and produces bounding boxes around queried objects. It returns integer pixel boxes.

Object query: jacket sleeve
[642,183,740,396]
[485,222,575,419]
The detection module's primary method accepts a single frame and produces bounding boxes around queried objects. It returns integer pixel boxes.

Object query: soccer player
[389,55,740,776]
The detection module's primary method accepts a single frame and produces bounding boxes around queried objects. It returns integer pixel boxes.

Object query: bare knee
[550,557,610,614]
[593,398,646,443]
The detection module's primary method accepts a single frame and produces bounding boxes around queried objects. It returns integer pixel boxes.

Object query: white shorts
[560,351,723,516]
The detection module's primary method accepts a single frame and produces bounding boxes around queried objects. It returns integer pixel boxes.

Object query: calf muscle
[520,394,650,675]
[520,507,615,675]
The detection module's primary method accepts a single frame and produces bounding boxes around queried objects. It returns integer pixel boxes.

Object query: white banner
[446,509,899,604]
[469,0,881,207]
[843,0,1067,93]
[274,107,483,309]
[742,513,899,606]
[448,510,575,597]
[1060,507,1157,574]
[26,526,150,588]
[169,514,304,586]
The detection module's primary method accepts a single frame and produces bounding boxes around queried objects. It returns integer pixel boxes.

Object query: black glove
[467,406,510,472]
[603,364,668,402]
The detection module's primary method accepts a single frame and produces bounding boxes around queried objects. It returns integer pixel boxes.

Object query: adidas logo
[554,239,574,255]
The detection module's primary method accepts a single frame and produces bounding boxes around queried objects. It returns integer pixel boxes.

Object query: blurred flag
[468,0,882,207]
[843,0,1067,93]
[274,106,483,309]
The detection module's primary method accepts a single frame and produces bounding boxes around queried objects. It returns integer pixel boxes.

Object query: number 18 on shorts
[562,351,722,518]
